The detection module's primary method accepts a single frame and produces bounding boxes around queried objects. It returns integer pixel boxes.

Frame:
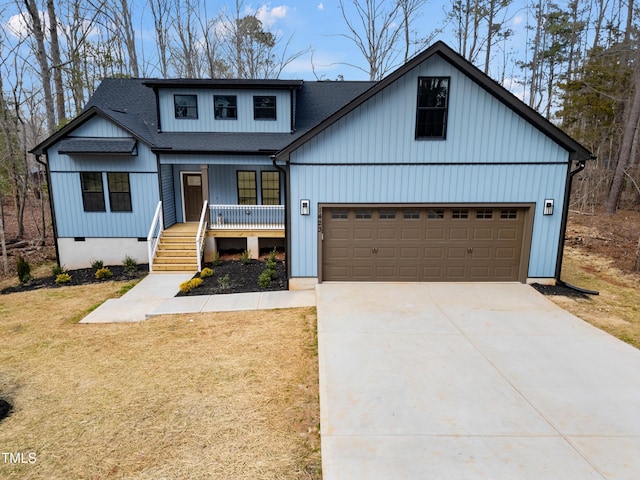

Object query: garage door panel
[322,206,527,282]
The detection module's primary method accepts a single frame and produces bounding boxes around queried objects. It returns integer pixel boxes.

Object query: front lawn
[0,283,320,479]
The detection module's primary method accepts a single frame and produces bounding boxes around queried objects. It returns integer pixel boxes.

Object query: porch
[148,202,284,272]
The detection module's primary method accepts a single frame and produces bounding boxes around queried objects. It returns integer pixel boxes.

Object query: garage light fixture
[300,199,310,216]
[543,199,554,215]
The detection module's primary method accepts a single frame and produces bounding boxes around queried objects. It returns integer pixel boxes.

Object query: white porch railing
[147,201,163,272]
[209,204,284,229]
[196,200,209,272]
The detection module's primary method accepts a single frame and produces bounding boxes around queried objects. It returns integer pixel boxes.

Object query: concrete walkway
[80,273,316,323]
[316,282,640,479]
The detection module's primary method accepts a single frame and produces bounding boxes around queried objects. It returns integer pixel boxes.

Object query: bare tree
[398,0,428,63]
[47,0,65,125]
[149,0,172,77]
[338,0,404,80]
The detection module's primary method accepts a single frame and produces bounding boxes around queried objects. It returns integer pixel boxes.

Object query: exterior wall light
[300,199,310,215]
[544,199,554,215]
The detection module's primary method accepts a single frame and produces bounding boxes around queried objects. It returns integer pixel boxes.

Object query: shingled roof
[31,77,375,155]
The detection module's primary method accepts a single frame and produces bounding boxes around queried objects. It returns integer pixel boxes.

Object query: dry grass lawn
[553,246,640,349]
[0,282,320,479]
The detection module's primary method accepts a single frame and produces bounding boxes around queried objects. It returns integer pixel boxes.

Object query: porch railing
[147,201,163,272]
[196,200,209,272]
[209,204,284,229]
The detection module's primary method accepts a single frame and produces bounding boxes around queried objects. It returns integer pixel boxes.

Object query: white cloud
[255,5,288,28]
[6,12,37,39]
[318,3,324,10]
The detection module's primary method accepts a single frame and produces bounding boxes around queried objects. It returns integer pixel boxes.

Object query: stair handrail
[196,200,209,272]
[147,201,163,272]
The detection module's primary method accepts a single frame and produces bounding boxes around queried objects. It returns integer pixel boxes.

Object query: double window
[416,77,449,139]
[236,170,281,205]
[80,172,132,212]
[253,96,277,120]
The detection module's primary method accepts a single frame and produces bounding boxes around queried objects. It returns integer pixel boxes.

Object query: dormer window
[253,96,276,120]
[416,77,449,139]
[214,95,237,120]
[174,94,198,119]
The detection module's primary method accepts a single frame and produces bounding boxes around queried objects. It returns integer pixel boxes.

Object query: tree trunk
[605,47,640,214]
[0,194,7,274]
[24,0,56,135]
[47,0,65,126]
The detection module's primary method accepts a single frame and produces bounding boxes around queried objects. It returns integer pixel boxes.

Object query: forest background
[1,0,639,272]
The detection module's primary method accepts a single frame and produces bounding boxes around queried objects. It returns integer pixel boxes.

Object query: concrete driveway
[316,283,640,479]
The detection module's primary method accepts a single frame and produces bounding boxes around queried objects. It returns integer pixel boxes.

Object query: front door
[183,173,203,222]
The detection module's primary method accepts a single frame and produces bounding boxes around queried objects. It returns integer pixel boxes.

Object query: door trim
[318,203,534,283]
[180,171,203,222]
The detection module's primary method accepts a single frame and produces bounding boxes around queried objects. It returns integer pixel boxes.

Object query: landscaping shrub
[212,251,221,266]
[240,250,251,264]
[122,255,138,276]
[51,264,65,276]
[258,268,275,289]
[95,267,113,280]
[180,277,203,293]
[217,274,231,290]
[265,258,276,270]
[268,247,278,262]
[91,259,104,270]
[55,273,72,284]
[17,255,31,284]
[200,267,214,278]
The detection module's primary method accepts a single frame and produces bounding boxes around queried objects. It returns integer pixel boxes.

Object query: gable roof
[276,41,592,162]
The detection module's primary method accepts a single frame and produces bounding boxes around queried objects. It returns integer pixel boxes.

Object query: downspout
[272,154,289,289]
[35,153,61,266]
[555,155,599,295]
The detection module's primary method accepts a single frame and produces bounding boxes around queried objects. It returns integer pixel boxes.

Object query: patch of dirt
[0,264,148,294]
[177,258,287,296]
[565,207,640,273]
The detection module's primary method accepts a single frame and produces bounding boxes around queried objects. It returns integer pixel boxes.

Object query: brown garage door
[321,205,530,282]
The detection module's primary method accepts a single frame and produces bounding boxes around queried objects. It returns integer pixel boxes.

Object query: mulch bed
[176,259,287,296]
[531,283,590,299]
[1,265,149,295]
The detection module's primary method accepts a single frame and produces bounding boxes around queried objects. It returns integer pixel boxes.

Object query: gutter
[271,154,289,289]
[35,153,61,267]
[555,155,599,295]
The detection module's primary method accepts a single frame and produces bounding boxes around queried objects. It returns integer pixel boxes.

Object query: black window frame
[174,94,198,119]
[253,95,277,120]
[80,172,106,212]
[237,170,257,205]
[214,95,238,120]
[107,172,132,212]
[416,77,450,139]
[261,171,281,205]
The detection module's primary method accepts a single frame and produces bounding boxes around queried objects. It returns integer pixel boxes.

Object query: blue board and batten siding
[48,117,160,238]
[288,54,571,280]
[158,89,292,133]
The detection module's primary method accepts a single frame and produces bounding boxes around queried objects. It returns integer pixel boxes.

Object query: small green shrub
[200,267,214,278]
[122,255,138,276]
[265,258,276,270]
[268,248,278,262]
[51,264,65,276]
[95,267,113,280]
[240,250,251,264]
[189,277,203,289]
[179,280,192,293]
[217,274,230,290]
[55,273,72,284]
[17,255,31,284]
[212,251,221,266]
[258,269,274,289]
[91,259,104,270]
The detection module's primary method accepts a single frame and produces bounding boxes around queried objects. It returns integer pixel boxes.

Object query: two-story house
[32,42,592,287]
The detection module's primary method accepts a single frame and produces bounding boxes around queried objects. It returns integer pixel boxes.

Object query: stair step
[158,243,197,250]
[153,264,198,272]
[156,249,197,257]
[154,256,198,264]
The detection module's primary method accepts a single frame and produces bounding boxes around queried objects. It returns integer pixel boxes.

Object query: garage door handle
[372,247,378,254]
[467,247,473,253]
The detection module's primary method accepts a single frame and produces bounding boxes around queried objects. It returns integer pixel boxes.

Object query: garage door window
[501,209,518,219]
[331,210,348,220]
[355,209,372,219]
[476,209,493,219]
[379,209,396,219]
[403,209,421,219]
[452,209,469,219]
[427,209,445,219]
